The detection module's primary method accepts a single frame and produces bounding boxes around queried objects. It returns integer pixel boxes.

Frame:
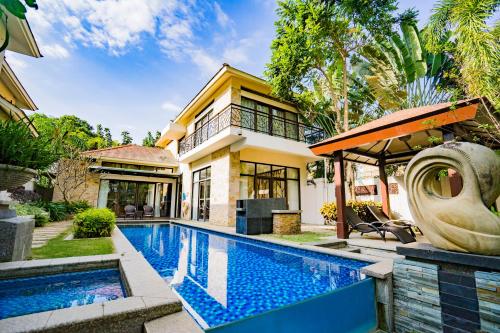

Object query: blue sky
[7,0,436,143]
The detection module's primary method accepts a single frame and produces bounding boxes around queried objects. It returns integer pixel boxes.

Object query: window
[194,110,213,147]
[240,97,300,139]
[192,166,211,221]
[239,161,300,209]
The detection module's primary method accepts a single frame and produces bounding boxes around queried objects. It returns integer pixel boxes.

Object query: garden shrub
[35,201,69,221]
[73,208,116,238]
[65,200,91,214]
[319,202,337,224]
[320,200,382,223]
[15,204,50,227]
[34,200,92,221]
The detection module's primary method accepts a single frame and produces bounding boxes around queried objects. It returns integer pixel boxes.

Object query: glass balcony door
[192,167,211,222]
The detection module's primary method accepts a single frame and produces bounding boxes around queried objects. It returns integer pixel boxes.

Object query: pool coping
[0,237,182,333]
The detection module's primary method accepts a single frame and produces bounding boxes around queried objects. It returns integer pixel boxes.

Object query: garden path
[31,220,72,248]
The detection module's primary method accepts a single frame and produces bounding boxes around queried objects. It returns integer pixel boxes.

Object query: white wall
[302,176,413,225]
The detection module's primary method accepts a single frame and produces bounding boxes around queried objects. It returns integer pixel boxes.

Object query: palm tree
[355,10,458,111]
[424,0,499,109]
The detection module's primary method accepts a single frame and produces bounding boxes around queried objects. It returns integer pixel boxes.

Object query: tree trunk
[341,55,349,132]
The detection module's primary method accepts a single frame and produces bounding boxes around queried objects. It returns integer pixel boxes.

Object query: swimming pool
[0,268,126,319]
[120,223,370,328]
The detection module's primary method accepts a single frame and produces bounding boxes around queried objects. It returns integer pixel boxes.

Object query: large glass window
[97,180,162,217]
[239,161,300,209]
[192,167,211,221]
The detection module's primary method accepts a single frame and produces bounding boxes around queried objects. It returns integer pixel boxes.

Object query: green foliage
[266,0,397,134]
[30,114,120,153]
[73,208,116,239]
[34,201,69,221]
[34,200,91,221]
[15,203,49,227]
[0,0,37,19]
[0,118,60,170]
[65,200,91,214]
[356,9,460,111]
[121,131,133,145]
[424,0,499,108]
[320,200,382,222]
[142,131,161,147]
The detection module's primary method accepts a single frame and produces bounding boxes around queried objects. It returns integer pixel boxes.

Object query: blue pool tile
[120,224,369,328]
[0,268,126,319]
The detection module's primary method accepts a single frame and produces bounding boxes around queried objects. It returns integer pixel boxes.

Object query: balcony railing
[179,104,326,155]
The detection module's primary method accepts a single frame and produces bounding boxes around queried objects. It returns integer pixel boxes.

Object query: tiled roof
[84,144,177,165]
[310,98,481,147]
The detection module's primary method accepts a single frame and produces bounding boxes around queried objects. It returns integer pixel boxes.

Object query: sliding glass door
[192,167,211,221]
[98,180,161,217]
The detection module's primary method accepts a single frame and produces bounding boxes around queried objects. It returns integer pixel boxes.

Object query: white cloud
[161,101,181,113]
[26,0,266,76]
[42,44,70,58]
[213,2,230,28]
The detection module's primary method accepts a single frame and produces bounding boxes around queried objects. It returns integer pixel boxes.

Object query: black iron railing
[179,104,325,155]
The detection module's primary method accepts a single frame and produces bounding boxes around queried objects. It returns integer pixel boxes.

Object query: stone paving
[31,220,72,248]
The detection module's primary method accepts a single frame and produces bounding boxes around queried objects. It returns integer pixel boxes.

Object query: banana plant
[0,0,38,51]
[355,10,458,111]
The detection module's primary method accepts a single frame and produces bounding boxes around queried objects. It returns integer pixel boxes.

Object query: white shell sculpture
[404,142,500,255]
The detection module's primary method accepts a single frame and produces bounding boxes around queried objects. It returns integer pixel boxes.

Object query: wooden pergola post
[333,151,348,239]
[378,156,391,218]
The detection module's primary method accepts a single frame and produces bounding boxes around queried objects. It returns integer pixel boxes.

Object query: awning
[309,98,499,166]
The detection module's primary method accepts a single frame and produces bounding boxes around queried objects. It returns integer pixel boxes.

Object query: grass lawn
[266,231,337,243]
[31,228,114,259]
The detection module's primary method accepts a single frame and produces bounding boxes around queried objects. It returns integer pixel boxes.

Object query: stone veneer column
[209,147,239,226]
[475,271,500,332]
[393,259,443,332]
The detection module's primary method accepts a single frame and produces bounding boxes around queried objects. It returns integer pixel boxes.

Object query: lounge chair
[143,205,154,219]
[367,206,423,236]
[124,205,136,219]
[345,207,416,244]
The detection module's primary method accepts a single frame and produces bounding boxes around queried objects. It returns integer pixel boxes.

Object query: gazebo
[309,98,499,239]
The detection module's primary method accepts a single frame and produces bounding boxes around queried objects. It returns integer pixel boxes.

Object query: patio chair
[345,207,416,244]
[367,206,423,236]
[143,205,154,219]
[124,205,136,219]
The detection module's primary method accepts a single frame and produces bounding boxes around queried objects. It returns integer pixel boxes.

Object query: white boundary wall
[301,175,412,225]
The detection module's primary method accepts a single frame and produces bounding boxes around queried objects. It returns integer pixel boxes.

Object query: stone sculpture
[405,142,500,255]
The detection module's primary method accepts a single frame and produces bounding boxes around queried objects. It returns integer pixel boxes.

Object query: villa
[0,10,41,135]
[54,64,327,224]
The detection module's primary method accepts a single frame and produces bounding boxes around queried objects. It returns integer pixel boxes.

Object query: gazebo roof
[309,98,498,166]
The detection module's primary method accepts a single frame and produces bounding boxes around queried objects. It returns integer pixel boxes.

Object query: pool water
[120,224,369,328]
[0,268,126,319]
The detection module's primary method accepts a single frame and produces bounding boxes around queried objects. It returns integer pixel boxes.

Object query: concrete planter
[0,164,37,191]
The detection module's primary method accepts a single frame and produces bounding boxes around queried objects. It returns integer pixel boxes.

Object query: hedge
[73,208,116,238]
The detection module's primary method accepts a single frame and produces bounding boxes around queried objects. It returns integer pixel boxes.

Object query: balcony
[179,104,326,156]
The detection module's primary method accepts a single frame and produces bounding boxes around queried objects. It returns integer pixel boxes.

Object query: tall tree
[142,130,161,147]
[104,128,113,147]
[355,9,460,111]
[266,0,396,133]
[266,0,396,198]
[121,131,133,145]
[424,0,499,108]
